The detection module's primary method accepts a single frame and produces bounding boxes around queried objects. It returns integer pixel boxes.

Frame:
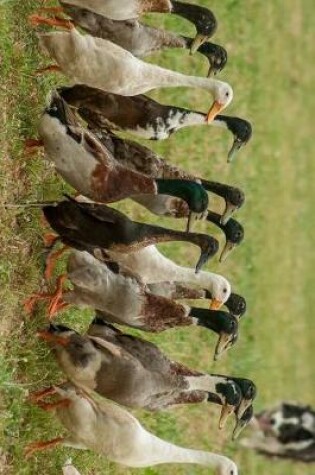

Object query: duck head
[197,42,228,77]
[215,381,242,429]
[218,217,244,262]
[225,117,253,162]
[225,293,247,319]
[155,179,209,231]
[205,276,231,311]
[220,187,245,225]
[191,309,239,359]
[232,378,257,420]
[207,82,233,123]
[213,313,239,361]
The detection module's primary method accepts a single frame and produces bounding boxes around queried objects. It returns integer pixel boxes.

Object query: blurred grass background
[0,0,314,474]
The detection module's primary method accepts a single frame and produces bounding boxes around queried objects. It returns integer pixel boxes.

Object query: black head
[195,236,219,272]
[224,117,253,162]
[225,293,247,318]
[224,186,245,208]
[197,42,228,76]
[172,1,217,53]
[222,218,244,245]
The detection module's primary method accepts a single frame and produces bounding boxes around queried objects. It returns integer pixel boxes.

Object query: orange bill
[210,298,223,310]
[207,101,224,123]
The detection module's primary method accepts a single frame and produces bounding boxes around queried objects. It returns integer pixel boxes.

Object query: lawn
[0,0,314,474]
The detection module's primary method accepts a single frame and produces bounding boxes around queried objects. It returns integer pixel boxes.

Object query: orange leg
[35,64,61,75]
[29,14,73,29]
[24,291,52,315]
[37,329,70,346]
[37,398,71,411]
[47,274,69,318]
[24,274,69,318]
[29,386,56,403]
[44,245,68,280]
[43,232,59,249]
[25,437,64,458]
[24,138,44,156]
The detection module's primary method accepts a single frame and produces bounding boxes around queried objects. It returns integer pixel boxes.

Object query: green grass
[0,0,314,474]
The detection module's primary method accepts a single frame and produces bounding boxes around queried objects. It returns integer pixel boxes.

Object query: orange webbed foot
[25,437,64,458]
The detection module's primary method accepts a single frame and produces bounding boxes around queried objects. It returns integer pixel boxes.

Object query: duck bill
[190,33,208,54]
[214,332,232,360]
[36,330,69,347]
[219,404,235,429]
[207,101,224,123]
[227,139,242,163]
[219,240,236,262]
[232,419,247,440]
[210,298,223,310]
[220,202,237,225]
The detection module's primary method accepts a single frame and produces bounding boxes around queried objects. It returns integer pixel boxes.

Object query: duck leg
[29,386,57,403]
[24,138,44,155]
[37,398,72,412]
[25,437,64,458]
[44,245,68,280]
[29,14,74,30]
[35,64,62,75]
[24,274,69,318]
[43,233,59,249]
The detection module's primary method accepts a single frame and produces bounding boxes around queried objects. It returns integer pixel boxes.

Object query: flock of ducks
[21,1,257,473]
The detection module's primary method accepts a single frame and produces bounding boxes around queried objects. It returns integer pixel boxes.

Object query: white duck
[26,383,238,474]
[32,20,233,122]
[109,244,231,309]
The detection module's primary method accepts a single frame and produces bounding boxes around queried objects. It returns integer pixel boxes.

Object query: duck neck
[206,210,224,231]
[133,222,205,249]
[200,180,227,200]
[147,433,230,468]
[184,374,224,395]
[189,308,222,334]
[211,115,229,130]
[151,65,219,94]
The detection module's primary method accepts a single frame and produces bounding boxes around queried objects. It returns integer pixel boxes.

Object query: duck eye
[225,91,229,97]
[223,288,227,294]
[270,418,276,425]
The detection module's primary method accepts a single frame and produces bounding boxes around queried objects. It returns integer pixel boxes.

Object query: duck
[107,244,230,308]
[60,124,245,224]
[58,84,251,161]
[36,319,243,426]
[40,196,219,273]
[31,19,233,122]
[53,0,217,53]
[60,5,226,76]
[25,383,238,474]
[35,90,209,228]
[240,402,315,462]
[27,251,238,359]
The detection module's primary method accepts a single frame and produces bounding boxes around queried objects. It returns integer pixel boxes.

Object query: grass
[0,0,314,474]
